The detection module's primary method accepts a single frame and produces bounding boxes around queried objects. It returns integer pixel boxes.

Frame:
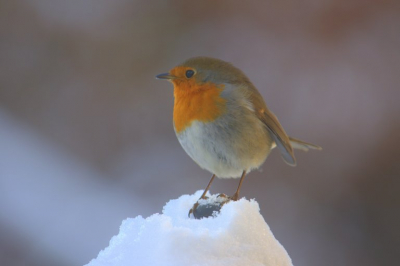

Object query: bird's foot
[217,193,228,199]
[188,194,230,219]
[229,192,240,201]
[217,192,240,206]
[218,192,240,201]
[188,195,209,218]
[188,202,199,217]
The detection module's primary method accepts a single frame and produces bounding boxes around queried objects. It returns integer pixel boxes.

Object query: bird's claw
[217,193,228,198]
[229,192,240,201]
[219,192,240,202]
[188,202,200,217]
[188,195,209,217]
[188,193,239,219]
[189,195,225,219]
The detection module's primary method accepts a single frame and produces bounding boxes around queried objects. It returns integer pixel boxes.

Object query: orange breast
[173,82,226,133]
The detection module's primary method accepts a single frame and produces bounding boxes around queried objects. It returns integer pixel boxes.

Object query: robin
[156,57,321,216]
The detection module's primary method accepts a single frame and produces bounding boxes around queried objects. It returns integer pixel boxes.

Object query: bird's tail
[288,137,322,152]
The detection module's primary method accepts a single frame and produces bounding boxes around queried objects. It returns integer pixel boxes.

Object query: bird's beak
[155,73,176,80]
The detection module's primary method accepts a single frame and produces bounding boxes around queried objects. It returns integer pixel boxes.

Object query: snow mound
[86,191,293,266]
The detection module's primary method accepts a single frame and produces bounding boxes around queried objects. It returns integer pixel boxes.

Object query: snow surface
[86,191,293,266]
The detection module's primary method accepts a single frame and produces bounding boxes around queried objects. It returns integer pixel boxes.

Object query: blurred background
[0,0,399,265]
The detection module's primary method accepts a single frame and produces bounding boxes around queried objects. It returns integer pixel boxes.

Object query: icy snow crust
[86,191,293,266]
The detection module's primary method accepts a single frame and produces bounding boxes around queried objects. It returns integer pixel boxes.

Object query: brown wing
[248,86,296,166]
[259,108,296,166]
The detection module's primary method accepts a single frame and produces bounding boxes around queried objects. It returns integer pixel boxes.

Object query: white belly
[175,117,272,178]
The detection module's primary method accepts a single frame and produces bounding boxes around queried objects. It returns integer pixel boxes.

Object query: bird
[156,56,321,216]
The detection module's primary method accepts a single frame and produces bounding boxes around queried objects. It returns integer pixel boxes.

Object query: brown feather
[247,85,296,166]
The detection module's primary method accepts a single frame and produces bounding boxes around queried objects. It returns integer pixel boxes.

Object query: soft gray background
[1,1,399,265]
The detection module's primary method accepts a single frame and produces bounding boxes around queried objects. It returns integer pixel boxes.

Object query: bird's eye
[185,70,195,78]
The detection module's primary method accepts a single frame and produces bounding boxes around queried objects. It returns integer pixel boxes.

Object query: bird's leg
[230,170,247,201]
[188,174,216,217]
[199,174,216,199]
